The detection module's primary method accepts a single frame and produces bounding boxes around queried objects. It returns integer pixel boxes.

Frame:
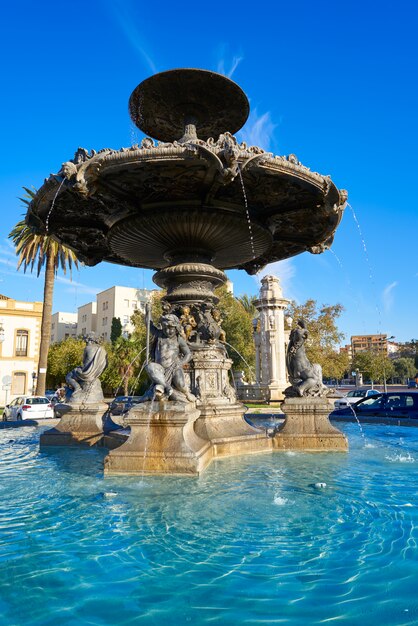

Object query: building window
[12,371,26,395]
[124,299,129,307]
[123,316,130,324]
[132,302,137,309]
[102,317,108,326]
[82,327,86,335]
[51,323,55,329]
[15,330,28,357]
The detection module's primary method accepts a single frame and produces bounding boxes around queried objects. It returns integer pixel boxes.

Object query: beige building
[0,294,43,404]
[351,334,390,356]
[50,312,78,343]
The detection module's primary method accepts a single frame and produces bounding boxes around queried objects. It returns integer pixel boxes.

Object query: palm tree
[8,188,79,396]
[237,293,258,317]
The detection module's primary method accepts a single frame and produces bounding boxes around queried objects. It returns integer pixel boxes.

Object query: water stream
[140,396,155,480]
[348,403,366,444]
[347,201,382,332]
[45,177,66,234]
[237,165,256,260]
[220,340,256,382]
[111,347,146,400]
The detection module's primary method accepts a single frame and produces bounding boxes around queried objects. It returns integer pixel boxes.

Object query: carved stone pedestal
[273,397,348,452]
[104,400,212,475]
[40,402,108,447]
[190,344,270,457]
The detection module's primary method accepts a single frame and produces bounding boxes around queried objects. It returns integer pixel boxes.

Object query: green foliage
[101,336,146,396]
[286,299,348,379]
[47,337,85,388]
[352,351,395,383]
[392,357,417,383]
[9,190,79,277]
[237,294,258,317]
[9,189,81,395]
[110,317,122,344]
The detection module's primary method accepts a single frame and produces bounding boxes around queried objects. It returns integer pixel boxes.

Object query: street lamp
[32,371,37,395]
[382,335,395,393]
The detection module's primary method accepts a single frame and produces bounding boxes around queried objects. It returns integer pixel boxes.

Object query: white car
[334,388,381,410]
[2,396,54,421]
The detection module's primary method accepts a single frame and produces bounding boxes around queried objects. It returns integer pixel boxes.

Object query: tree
[9,189,79,395]
[352,351,395,384]
[396,340,418,370]
[47,337,85,389]
[237,294,258,318]
[110,317,122,344]
[101,336,145,396]
[286,299,348,380]
[392,357,416,383]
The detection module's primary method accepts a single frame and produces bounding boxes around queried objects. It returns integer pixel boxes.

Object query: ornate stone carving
[65,333,108,404]
[284,319,327,398]
[140,311,196,403]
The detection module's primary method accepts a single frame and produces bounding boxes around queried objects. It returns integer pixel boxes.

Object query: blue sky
[0,0,417,345]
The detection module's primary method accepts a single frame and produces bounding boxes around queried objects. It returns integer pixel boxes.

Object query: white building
[51,286,154,344]
[77,302,97,337]
[50,312,78,344]
[96,286,151,340]
[0,294,43,404]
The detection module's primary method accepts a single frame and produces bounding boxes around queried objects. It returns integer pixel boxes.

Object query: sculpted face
[162,322,177,338]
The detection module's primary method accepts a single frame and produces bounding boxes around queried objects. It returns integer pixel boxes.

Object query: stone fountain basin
[26,137,346,275]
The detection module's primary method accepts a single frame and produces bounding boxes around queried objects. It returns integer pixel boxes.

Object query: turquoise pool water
[1,424,417,625]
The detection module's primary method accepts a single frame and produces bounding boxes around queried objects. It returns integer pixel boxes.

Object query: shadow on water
[38,442,107,478]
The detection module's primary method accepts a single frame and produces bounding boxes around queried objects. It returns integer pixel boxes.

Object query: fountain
[26,68,348,474]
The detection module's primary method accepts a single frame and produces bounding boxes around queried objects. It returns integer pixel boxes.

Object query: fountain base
[195,403,271,457]
[104,400,212,475]
[40,402,107,447]
[273,397,348,451]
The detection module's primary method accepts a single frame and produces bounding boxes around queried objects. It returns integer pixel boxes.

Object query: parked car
[2,396,54,421]
[407,380,418,389]
[330,392,418,424]
[108,396,143,416]
[334,388,381,410]
[45,389,56,400]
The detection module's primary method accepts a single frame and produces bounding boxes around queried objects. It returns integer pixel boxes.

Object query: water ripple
[1,424,418,624]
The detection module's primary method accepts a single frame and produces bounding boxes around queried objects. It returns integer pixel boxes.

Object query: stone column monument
[253,275,290,401]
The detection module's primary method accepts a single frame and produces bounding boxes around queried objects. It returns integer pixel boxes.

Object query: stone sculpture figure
[145,311,196,402]
[65,333,108,403]
[212,308,226,342]
[197,303,223,343]
[285,320,326,397]
[179,305,197,340]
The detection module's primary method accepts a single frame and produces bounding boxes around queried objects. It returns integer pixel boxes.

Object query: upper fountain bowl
[128,69,250,142]
[25,68,347,275]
